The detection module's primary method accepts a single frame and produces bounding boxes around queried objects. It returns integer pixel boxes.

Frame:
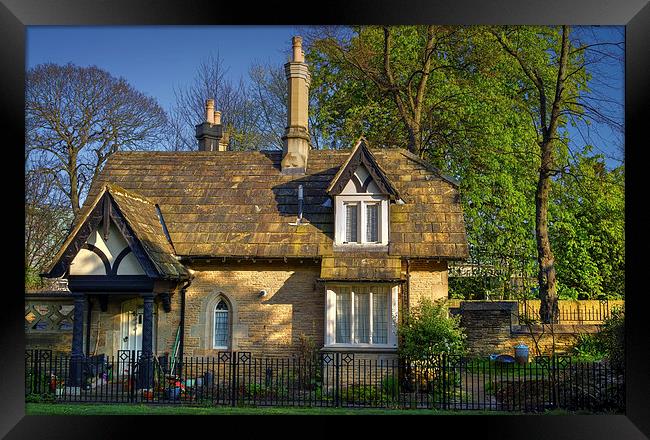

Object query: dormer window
[336,174,389,246]
[327,139,401,249]
[342,199,382,245]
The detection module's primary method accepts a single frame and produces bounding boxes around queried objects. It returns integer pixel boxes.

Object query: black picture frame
[4,0,649,437]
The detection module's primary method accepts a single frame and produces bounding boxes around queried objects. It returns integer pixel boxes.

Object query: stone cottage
[34,36,469,363]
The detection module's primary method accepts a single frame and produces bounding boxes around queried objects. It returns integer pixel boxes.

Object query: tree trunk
[69,155,80,216]
[407,125,421,157]
[536,144,559,324]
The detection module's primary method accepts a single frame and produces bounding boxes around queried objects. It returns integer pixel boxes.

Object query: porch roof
[44,184,189,282]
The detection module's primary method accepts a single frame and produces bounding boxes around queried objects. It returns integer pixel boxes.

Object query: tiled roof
[79,147,469,260]
[107,184,189,280]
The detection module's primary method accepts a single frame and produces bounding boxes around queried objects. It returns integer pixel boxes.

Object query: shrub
[572,333,606,362]
[25,393,56,403]
[598,306,624,371]
[381,374,399,397]
[340,384,387,405]
[570,306,624,371]
[398,298,466,361]
[296,333,322,390]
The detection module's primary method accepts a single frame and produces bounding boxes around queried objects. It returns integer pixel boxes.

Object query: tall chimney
[281,36,311,174]
[196,98,226,151]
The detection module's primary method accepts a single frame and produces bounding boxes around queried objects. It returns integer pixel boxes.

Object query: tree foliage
[550,152,624,299]
[305,25,624,305]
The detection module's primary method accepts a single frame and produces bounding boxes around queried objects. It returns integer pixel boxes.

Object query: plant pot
[167,387,181,400]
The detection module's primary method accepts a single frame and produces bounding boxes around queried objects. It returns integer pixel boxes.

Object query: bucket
[514,343,529,365]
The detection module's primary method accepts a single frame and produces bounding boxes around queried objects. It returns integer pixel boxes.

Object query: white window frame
[324,284,399,349]
[335,195,389,246]
[213,299,230,350]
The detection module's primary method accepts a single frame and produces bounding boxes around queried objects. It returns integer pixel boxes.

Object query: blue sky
[26,26,624,168]
[27,26,298,111]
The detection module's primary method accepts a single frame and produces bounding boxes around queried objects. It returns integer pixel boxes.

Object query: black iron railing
[25,349,624,412]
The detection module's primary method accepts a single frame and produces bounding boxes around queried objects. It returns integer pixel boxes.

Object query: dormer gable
[340,164,383,195]
[326,138,400,200]
[328,139,399,248]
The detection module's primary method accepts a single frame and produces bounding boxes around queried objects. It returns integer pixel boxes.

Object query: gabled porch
[42,184,191,388]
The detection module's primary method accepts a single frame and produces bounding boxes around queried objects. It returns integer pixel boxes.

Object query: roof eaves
[399,149,460,188]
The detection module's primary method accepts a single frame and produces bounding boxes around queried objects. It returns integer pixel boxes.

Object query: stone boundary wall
[452,300,605,357]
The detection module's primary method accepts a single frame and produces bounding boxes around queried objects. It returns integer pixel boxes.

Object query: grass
[25,403,584,416]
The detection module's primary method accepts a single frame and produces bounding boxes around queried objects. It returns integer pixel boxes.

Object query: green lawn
[26,403,580,416]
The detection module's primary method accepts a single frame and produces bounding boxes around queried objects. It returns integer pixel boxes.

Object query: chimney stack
[281,36,311,175]
[196,98,226,151]
[206,99,215,124]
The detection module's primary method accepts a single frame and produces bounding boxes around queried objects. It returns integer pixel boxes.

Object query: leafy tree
[491,26,623,319]
[490,26,580,323]
[550,151,624,299]
[398,299,466,360]
[305,26,477,155]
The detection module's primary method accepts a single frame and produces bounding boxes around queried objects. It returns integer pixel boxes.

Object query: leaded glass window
[214,299,229,348]
[366,203,379,242]
[345,204,358,243]
[336,288,351,343]
[334,285,393,345]
[372,288,389,344]
[353,289,370,343]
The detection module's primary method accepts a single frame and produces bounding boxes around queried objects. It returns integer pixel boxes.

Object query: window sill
[322,344,397,353]
[333,243,389,252]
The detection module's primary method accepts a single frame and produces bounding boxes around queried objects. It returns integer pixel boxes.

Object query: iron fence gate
[25,349,624,412]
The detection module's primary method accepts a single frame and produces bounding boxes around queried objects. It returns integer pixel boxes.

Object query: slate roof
[106,184,189,280]
[78,147,469,266]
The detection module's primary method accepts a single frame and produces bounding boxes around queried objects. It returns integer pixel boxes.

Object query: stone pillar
[69,293,86,386]
[138,293,154,390]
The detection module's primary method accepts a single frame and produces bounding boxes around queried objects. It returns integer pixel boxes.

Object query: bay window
[326,284,398,348]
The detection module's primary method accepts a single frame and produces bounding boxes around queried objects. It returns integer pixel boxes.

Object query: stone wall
[456,301,602,357]
[183,260,323,358]
[459,301,517,356]
[25,258,452,359]
[406,260,448,310]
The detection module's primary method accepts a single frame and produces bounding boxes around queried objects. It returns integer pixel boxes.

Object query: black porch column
[69,293,86,387]
[138,293,154,390]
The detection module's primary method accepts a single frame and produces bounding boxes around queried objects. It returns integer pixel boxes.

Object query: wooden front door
[120,299,144,352]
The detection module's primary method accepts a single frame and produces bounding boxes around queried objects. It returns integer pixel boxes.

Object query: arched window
[213,299,230,349]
